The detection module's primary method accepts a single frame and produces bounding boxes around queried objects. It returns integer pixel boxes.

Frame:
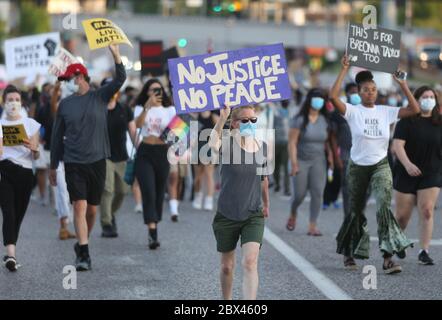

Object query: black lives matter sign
[2,125,28,147]
[346,22,401,74]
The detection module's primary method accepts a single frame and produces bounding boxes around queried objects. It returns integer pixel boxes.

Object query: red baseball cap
[58,63,88,81]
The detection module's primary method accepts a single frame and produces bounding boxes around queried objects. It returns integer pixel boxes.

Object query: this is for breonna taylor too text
[348,24,399,64]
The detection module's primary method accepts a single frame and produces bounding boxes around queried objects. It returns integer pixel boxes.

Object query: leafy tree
[15,1,51,36]
[0,19,6,63]
[130,0,161,14]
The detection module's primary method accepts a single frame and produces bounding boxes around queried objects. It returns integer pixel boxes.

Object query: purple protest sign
[168,43,291,114]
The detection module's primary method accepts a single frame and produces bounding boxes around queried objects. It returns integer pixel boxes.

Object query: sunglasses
[237,117,258,124]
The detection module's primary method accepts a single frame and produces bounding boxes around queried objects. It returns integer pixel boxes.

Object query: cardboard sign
[82,18,133,50]
[2,124,28,147]
[346,22,401,74]
[48,48,78,77]
[168,43,291,114]
[5,32,60,79]
[140,41,164,77]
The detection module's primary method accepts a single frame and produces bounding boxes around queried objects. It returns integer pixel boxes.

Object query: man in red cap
[50,44,126,271]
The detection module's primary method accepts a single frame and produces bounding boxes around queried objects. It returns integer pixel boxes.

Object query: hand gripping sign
[82,18,133,50]
[168,43,291,114]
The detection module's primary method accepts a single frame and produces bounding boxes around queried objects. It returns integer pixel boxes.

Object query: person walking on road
[209,105,270,300]
[330,55,419,274]
[1,85,41,272]
[392,86,442,265]
[134,79,175,250]
[99,78,136,238]
[286,88,334,236]
[273,100,291,197]
[50,44,126,271]
[192,111,219,211]
[49,81,76,240]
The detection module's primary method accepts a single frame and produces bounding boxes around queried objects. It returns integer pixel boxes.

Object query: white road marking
[264,227,352,300]
[369,237,442,246]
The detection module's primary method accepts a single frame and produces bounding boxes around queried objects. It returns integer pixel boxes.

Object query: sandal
[307,230,323,237]
[344,256,358,270]
[383,259,402,274]
[286,217,296,231]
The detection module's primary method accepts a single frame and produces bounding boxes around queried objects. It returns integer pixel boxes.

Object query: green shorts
[212,210,265,253]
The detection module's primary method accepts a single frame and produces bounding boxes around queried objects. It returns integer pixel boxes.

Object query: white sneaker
[134,203,142,214]
[203,196,214,211]
[192,192,203,210]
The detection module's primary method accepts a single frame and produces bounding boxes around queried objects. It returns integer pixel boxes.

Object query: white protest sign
[48,48,78,77]
[5,32,60,80]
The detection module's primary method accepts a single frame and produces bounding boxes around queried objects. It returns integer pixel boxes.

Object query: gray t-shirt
[50,63,126,169]
[273,106,290,144]
[216,136,267,221]
[290,114,328,161]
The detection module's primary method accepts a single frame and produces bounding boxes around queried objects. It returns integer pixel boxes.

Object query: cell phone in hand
[153,88,162,97]
[395,70,407,81]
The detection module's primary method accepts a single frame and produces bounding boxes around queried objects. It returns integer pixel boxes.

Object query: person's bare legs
[241,242,260,300]
[86,205,97,237]
[6,245,15,258]
[193,165,203,194]
[73,200,88,245]
[36,169,47,203]
[133,179,142,207]
[169,171,179,200]
[394,191,416,230]
[60,216,69,229]
[417,188,440,251]
[204,164,215,197]
[220,250,235,300]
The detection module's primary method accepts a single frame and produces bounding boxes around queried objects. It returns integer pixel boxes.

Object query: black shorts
[64,159,106,205]
[393,170,442,195]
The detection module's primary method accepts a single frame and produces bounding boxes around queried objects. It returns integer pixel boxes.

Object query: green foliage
[410,1,442,32]
[16,1,51,36]
[0,19,5,63]
[130,0,161,14]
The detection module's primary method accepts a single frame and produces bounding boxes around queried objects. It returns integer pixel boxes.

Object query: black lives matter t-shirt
[107,103,134,162]
[393,117,442,176]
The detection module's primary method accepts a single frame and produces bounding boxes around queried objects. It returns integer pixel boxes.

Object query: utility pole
[381,0,397,29]
[405,0,413,31]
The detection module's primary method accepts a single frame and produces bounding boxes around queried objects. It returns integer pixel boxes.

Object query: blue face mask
[239,122,257,137]
[388,97,398,107]
[420,98,436,112]
[349,93,362,105]
[311,97,324,110]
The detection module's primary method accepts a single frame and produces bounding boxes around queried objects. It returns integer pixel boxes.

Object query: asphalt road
[0,186,441,300]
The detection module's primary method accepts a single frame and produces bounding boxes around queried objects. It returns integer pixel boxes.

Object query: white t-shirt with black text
[0,117,41,169]
[344,103,399,166]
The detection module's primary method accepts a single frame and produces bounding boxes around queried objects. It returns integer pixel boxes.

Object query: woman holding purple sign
[209,104,269,300]
[330,55,419,274]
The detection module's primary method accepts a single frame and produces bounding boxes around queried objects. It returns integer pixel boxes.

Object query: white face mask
[420,98,436,112]
[65,78,79,94]
[4,101,22,118]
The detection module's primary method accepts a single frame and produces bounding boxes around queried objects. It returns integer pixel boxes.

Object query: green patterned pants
[336,157,413,259]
